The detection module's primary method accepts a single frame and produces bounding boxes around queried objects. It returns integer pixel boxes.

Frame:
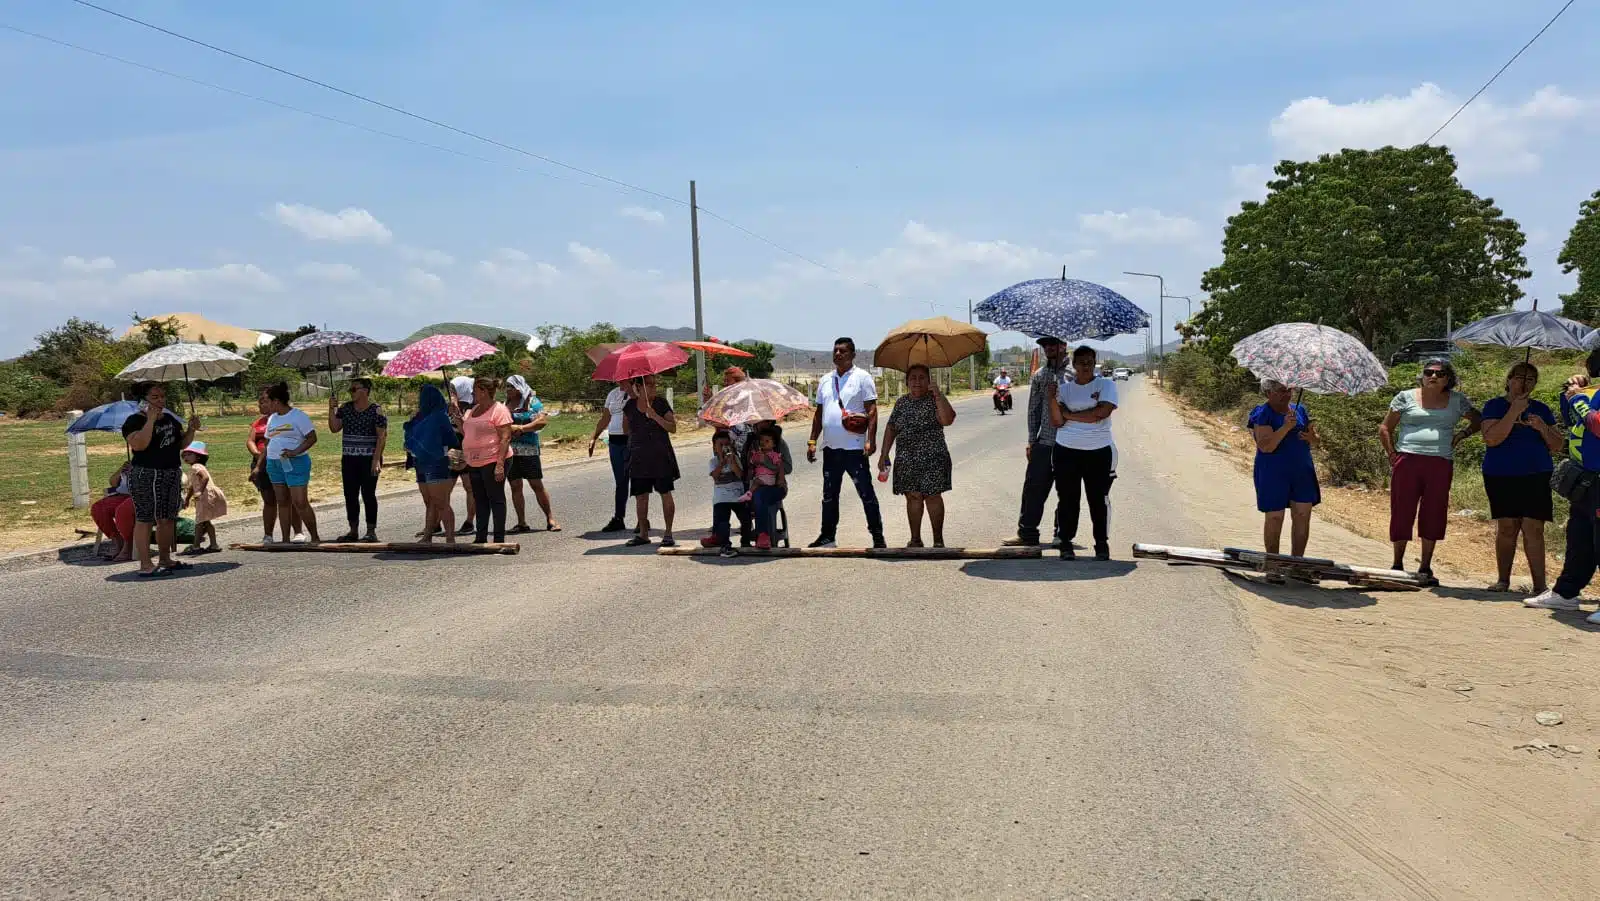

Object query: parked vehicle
[1112,368,1132,381]
[1389,338,1456,366]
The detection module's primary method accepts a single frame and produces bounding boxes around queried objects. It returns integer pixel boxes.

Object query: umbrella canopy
[675,340,754,359]
[275,330,388,369]
[1231,323,1388,396]
[65,400,144,434]
[591,342,690,382]
[381,334,498,378]
[117,342,250,382]
[698,379,811,428]
[975,277,1151,341]
[585,342,626,366]
[873,316,988,371]
[1449,309,1599,352]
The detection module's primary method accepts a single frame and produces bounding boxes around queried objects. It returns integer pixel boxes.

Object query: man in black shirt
[121,383,200,577]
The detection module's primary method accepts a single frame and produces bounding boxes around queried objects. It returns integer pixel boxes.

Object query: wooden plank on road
[656,545,1041,560]
[230,542,520,555]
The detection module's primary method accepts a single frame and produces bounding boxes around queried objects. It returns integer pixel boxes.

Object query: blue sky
[2,0,1596,358]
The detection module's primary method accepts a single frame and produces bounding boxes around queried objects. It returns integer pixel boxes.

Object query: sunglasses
[1423,370,1447,378]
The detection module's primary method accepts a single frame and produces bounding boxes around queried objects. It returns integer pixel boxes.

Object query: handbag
[835,372,870,434]
[1551,458,1594,501]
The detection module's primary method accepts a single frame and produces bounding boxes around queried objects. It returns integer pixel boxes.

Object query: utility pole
[968,299,978,391]
[1125,271,1164,386]
[689,180,706,403]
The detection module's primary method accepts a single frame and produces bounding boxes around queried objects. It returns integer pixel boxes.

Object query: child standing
[746,428,788,549]
[181,442,227,553]
[704,431,751,557]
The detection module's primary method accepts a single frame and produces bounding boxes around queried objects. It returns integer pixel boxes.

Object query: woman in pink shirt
[461,376,512,543]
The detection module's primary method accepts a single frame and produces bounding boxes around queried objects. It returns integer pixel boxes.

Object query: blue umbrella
[1449,308,1599,353]
[65,400,144,434]
[975,275,1152,341]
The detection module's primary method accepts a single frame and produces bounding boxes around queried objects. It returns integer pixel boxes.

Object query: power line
[59,0,931,305]
[1425,0,1577,145]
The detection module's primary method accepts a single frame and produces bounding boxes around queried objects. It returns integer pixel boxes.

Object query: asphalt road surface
[1,378,1351,899]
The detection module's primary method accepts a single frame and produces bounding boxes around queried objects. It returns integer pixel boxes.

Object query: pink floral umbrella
[1230,323,1387,396]
[382,334,498,377]
[699,379,812,427]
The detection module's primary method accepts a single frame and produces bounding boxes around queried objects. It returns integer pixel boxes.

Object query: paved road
[1,379,1349,899]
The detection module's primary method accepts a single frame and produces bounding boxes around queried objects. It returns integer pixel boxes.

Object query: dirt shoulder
[1140,379,1600,901]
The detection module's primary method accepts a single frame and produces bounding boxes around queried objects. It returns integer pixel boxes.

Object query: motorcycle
[993,385,1013,414]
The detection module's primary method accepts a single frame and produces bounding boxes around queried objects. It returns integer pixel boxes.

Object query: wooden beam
[230,541,519,555]
[1132,542,1420,590]
[657,545,1041,560]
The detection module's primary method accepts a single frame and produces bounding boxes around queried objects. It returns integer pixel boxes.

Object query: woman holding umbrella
[1378,360,1481,584]
[1248,379,1321,560]
[623,373,681,547]
[1479,362,1563,592]
[877,364,957,547]
[120,382,200,576]
[328,377,387,542]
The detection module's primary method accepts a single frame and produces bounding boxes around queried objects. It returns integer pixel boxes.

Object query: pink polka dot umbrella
[381,334,498,377]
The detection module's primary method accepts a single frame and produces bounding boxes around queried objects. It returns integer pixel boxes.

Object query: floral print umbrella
[275,330,388,369]
[1230,323,1388,396]
[381,334,498,378]
[698,379,812,428]
[974,277,1151,341]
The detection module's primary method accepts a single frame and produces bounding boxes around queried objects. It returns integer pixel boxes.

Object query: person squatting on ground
[1378,359,1480,585]
[121,382,199,576]
[328,377,387,542]
[180,441,226,554]
[1046,345,1118,561]
[878,363,956,548]
[808,337,885,549]
[1524,349,1600,623]
[90,461,135,562]
[1249,378,1320,560]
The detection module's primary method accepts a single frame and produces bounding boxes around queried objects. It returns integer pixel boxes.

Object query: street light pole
[1124,271,1164,385]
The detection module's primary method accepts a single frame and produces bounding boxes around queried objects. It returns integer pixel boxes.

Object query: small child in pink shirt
[738,432,783,504]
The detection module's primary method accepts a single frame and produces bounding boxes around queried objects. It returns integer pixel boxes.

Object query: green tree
[731,340,776,379]
[0,362,63,416]
[1558,189,1600,326]
[21,318,115,385]
[1197,145,1529,351]
[131,313,184,350]
[530,322,623,403]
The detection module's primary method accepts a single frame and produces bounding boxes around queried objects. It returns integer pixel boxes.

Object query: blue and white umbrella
[974,277,1151,341]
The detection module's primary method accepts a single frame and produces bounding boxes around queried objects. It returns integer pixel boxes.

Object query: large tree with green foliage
[1195,145,1529,351]
[1558,189,1600,326]
[531,322,623,404]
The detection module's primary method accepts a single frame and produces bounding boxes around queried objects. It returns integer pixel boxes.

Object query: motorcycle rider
[993,369,1014,413]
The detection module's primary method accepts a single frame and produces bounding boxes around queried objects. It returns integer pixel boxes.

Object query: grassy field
[1,407,605,552]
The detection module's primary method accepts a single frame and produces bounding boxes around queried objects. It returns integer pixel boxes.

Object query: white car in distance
[1112,368,1132,381]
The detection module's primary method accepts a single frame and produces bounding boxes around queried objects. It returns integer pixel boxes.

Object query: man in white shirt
[1046,345,1119,560]
[993,370,1013,389]
[588,381,635,532]
[806,337,885,548]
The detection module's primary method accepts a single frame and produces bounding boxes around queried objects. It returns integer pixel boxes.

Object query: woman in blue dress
[1478,362,1563,592]
[1249,378,1321,559]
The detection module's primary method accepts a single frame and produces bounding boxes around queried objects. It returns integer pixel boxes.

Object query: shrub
[1164,345,1254,411]
[0,362,63,416]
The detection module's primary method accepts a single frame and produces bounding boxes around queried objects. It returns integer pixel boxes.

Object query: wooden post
[66,414,90,509]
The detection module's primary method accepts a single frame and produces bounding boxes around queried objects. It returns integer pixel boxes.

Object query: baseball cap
[1036,335,1064,346]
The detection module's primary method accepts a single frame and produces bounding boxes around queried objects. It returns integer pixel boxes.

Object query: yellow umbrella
[873,315,988,371]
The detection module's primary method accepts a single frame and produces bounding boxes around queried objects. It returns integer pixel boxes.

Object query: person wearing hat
[1006,336,1068,547]
[180,440,227,554]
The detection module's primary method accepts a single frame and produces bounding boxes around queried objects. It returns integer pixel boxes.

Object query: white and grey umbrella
[275,330,388,369]
[117,343,249,418]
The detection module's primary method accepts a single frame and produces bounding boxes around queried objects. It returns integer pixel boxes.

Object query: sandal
[138,567,171,578]
[625,535,652,547]
[546,522,563,532]
[508,524,534,535]
[1485,581,1511,592]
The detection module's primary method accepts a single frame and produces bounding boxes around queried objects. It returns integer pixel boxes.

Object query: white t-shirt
[994,375,1012,388]
[604,387,630,436]
[265,407,316,460]
[814,367,878,451]
[1054,375,1118,450]
[450,375,475,405]
[709,456,746,504]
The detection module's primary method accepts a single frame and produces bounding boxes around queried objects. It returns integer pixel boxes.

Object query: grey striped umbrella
[275,330,388,369]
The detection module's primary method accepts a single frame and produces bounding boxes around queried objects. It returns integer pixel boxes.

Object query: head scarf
[404,384,457,464]
[505,374,534,412]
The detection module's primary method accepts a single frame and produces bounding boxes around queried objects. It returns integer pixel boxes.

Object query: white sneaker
[1588,611,1600,625]
[290,533,310,545]
[1523,589,1580,611]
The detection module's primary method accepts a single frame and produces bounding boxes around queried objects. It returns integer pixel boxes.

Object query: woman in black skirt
[1478,361,1564,592]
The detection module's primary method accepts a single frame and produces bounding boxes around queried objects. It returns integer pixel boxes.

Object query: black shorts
[250,462,273,497]
[130,465,183,524]
[507,455,543,481]
[630,476,676,497]
[1484,473,1554,522]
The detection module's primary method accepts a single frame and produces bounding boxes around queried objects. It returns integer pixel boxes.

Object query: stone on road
[0,379,1354,899]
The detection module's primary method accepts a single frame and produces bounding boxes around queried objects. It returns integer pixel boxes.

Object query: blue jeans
[820,448,882,540]
[753,484,787,538]
[608,438,630,522]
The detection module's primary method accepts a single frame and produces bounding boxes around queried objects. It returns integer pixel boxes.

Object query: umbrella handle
[183,363,198,425]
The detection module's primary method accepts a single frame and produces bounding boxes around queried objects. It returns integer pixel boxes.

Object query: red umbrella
[382,334,498,377]
[591,341,690,382]
[674,340,754,359]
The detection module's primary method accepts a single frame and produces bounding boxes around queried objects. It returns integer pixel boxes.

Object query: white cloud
[567,242,613,268]
[271,202,393,243]
[397,245,455,267]
[1078,209,1201,244]
[1270,83,1586,175]
[493,247,531,263]
[293,261,362,283]
[61,255,116,273]
[118,262,282,299]
[620,206,666,224]
[475,253,561,290]
[834,221,1074,293]
[1229,164,1272,202]
[405,268,445,293]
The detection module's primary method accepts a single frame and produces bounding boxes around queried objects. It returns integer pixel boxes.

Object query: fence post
[67,412,90,509]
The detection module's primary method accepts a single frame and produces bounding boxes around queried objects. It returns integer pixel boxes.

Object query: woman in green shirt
[1378,359,1481,584]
